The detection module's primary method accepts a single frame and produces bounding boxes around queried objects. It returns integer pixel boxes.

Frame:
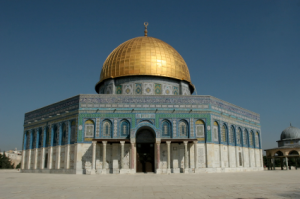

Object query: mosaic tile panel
[135,83,142,95]
[116,85,122,94]
[173,86,179,95]
[155,84,162,95]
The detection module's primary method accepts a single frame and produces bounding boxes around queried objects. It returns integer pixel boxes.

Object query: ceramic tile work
[155,84,162,95]
[116,85,122,94]
[135,83,142,94]
[143,83,154,95]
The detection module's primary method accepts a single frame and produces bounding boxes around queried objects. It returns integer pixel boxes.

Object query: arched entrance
[136,127,155,173]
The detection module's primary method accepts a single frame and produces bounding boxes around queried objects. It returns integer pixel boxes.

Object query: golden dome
[95,36,193,91]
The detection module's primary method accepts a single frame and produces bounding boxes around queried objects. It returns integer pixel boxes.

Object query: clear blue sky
[0,0,299,152]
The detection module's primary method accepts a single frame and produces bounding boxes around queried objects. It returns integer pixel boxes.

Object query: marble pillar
[183,141,189,173]
[119,141,125,174]
[27,149,31,169]
[56,146,61,169]
[156,140,161,173]
[40,147,45,169]
[285,157,289,170]
[64,145,70,169]
[90,141,96,174]
[21,150,26,170]
[193,141,198,173]
[130,141,135,172]
[166,141,171,174]
[34,148,38,169]
[102,141,107,174]
[48,147,53,169]
[272,157,275,170]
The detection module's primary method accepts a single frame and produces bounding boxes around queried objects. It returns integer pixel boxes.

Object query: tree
[0,151,15,169]
[16,162,21,169]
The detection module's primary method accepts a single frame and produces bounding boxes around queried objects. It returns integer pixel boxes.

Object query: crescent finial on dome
[144,22,148,36]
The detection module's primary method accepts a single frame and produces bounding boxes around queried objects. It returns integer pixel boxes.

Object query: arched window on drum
[103,120,112,137]
[229,126,235,145]
[121,120,130,137]
[162,120,171,137]
[213,121,219,142]
[179,120,188,138]
[195,120,205,138]
[243,129,249,147]
[255,132,260,148]
[85,120,94,138]
[221,124,227,143]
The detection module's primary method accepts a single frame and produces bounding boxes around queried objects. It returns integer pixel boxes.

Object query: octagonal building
[21,26,263,174]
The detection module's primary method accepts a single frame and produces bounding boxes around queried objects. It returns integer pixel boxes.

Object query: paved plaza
[0,170,299,199]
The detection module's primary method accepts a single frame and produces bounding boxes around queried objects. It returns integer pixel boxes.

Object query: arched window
[195,120,205,138]
[103,120,112,137]
[249,131,254,147]
[61,123,67,145]
[236,128,242,145]
[121,120,130,136]
[213,121,219,141]
[45,127,50,147]
[289,150,299,155]
[53,125,59,146]
[32,130,36,149]
[243,129,248,147]
[255,132,259,147]
[26,131,30,149]
[85,120,94,138]
[70,121,76,144]
[221,125,227,142]
[162,120,171,136]
[229,126,235,144]
[179,120,188,137]
[38,129,42,148]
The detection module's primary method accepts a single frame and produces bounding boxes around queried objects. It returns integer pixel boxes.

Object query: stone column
[156,140,161,174]
[272,157,275,170]
[34,129,39,169]
[183,141,189,173]
[193,141,198,173]
[56,124,62,169]
[130,141,135,172]
[21,150,26,170]
[120,141,125,173]
[102,141,107,174]
[48,125,53,169]
[40,127,46,170]
[91,141,97,174]
[27,130,33,169]
[285,157,289,170]
[65,121,71,170]
[166,141,171,174]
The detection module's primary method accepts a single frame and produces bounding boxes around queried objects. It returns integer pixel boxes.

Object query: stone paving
[0,170,299,199]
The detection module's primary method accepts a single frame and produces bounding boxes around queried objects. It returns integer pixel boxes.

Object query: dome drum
[97,75,192,95]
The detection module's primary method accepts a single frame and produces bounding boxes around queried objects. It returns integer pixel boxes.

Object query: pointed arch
[120,119,130,137]
[236,127,242,145]
[85,120,95,138]
[243,129,249,147]
[255,131,260,148]
[221,124,227,143]
[179,120,188,138]
[161,119,171,137]
[102,119,112,137]
[213,121,219,142]
[195,119,205,138]
[249,131,254,147]
[70,120,76,144]
[61,123,67,145]
[229,126,235,145]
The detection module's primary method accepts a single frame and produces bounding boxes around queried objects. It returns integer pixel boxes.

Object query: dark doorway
[136,128,155,173]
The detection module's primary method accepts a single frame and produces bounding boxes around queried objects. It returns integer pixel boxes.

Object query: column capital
[130,138,136,144]
[92,141,97,145]
[102,141,107,145]
[183,141,188,145]
[120,141,125,145]
[166,141,171,144]
[193,140,198,144]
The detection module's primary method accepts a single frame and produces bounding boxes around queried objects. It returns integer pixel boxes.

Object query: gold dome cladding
[97,36,192,87]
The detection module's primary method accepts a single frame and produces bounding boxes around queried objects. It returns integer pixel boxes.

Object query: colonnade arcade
[266,150,300,170]
[21,120,76,170]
